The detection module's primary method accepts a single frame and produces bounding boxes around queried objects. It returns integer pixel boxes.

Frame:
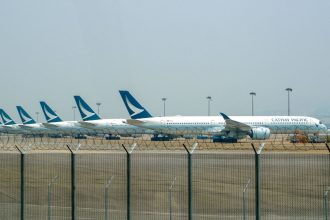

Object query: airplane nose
[320,124,327,130]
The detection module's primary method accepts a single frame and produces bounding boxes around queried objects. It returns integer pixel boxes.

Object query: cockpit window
[320,121,323,124]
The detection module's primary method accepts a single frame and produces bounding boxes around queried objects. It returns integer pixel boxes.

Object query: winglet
[73,96,101,121]
[220,112,230,120]
[119,90,152,119]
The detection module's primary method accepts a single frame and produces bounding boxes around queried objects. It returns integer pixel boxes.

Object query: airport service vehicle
[40,101,93,137]
[119,91,327,142]
[73,96,154,139]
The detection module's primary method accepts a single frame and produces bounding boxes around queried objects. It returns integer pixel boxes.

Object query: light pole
[206,96,212,116]
[162,98,167,117]
[35,112,39,122]
[48,175,58,220]
[96,102,101,115]
[72,106,77,121]
[249,92,256,116]
[285,88,292,116]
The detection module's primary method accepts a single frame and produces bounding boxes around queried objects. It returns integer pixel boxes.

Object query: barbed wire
[0,126,328,152]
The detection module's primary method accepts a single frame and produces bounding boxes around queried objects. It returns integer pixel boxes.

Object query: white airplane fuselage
[43,121,95,135]
[127,116,327,137]
[1,124,30,134]
[79,119,154,135]
[19,123,51,134]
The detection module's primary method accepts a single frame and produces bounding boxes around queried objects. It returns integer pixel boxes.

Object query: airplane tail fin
[0,109,16,125]
[16,106,36,124]
[39,101,63,123]
[73,96,101,121]
[119,90,152,119]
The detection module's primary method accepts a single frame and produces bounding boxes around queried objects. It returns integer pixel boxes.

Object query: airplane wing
[42,123,59,129]
[205,126,224,133]
[126,119,146,126]
[18,125,33,129]
[78,121,97,128]
[2,125,14,129]
[220,113,251,132]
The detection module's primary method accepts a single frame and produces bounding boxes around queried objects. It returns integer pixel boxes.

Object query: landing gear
[212,136,237,143]
[151,134,171,141]
[74,134,87,139]
[105,134,120,140]
[47,134,63,138]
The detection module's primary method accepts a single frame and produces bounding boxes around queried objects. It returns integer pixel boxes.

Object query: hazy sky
[0,0,329,122]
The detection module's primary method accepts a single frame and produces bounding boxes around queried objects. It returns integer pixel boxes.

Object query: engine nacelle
[249,127,271,140]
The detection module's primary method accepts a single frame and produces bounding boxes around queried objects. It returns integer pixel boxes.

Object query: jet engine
[249,127,271,140]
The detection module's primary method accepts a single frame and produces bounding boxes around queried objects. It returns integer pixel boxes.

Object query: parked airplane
[16,106,55,134]
[16,106,50,134]
[73,95,153,139]
[119,91,153,120]
[40,101,93,137]
[0,108,27,134]
[119,90,175,141]
[119,90,327,142]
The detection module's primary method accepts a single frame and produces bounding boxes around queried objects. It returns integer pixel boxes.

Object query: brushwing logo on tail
[1,113,13,125]
[44,106,59,122]
[125,96,145,117]
[20,111,34,124]
[78,99,97,120]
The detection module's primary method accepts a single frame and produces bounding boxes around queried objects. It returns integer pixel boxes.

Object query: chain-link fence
[0,135,329,220]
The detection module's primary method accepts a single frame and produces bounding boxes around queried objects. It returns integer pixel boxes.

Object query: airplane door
[160,119,167,132]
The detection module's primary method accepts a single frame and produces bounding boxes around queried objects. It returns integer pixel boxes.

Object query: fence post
[325,143,330,220]
[183,142,198,220]
[16,146,25,220]
[67,144,80,220]
[252,143,265,220]
[16,144,33,220]
[122,143,137,220]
